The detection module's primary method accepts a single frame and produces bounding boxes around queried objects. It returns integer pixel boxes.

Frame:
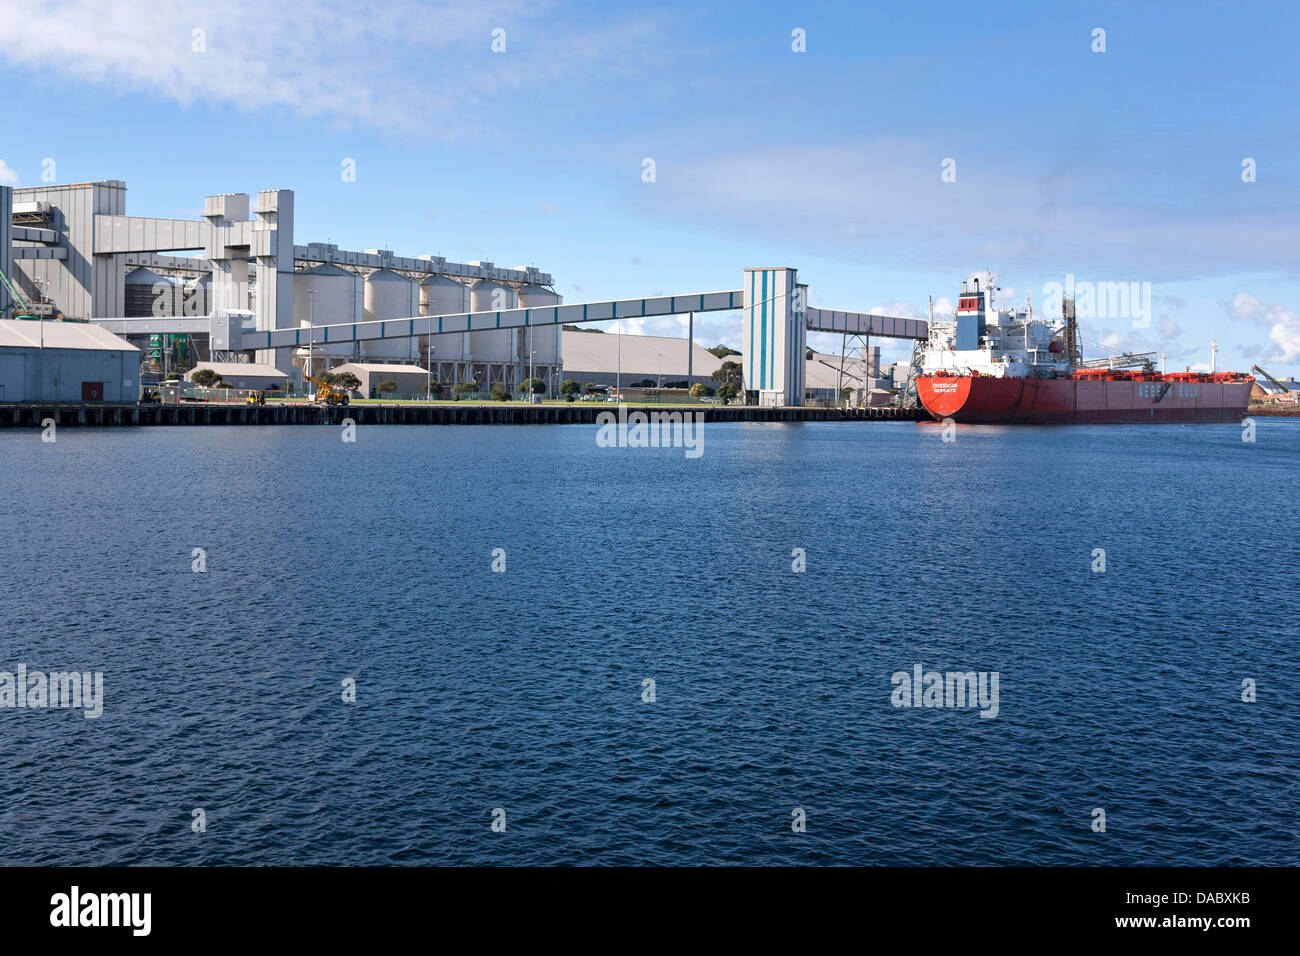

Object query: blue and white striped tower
[742,267,805,406]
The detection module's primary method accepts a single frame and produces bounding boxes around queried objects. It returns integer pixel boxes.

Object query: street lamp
[305,288,317,389]
[528,349,536,403]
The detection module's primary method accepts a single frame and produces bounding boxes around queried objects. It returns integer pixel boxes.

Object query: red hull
[917,375,1252,424]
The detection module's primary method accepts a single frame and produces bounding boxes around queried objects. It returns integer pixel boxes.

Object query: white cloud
[0,159,18,186]
[1229,293,1300,363]
[0,1,662,137]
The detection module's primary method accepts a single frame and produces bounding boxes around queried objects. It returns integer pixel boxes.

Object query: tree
[559,379,581,396]
[716,383,739,402]
[453,381,476,395]
[333,372,362,393]
[689,383,714,399]
[712,360,743,386]
[708,345,741,359]
[191,368,220,387]
[491,383,511,401]
[215,380,234,389]
[376,379,397,395]
[518,377,546,395]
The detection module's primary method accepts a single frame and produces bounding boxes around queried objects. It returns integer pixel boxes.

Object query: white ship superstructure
[919,271,1070,378]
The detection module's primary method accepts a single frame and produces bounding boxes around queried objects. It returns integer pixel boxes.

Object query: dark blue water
[1,419,1297,865]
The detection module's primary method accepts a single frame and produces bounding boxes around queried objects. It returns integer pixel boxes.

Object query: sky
[1,0,1297,374]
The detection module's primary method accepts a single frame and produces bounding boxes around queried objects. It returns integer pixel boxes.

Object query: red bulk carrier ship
[914,272,1253,424]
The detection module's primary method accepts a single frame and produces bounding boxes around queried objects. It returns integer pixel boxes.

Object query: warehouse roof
[0,319,139,352]
[806,351,868,389]
[186,362,288,380]
[562,329,723,378]
[331,363,429,374]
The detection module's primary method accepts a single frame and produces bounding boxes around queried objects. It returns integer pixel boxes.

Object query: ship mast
[1062,294,1083,366]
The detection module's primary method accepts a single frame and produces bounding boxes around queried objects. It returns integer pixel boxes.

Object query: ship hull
[917,375,1252,424]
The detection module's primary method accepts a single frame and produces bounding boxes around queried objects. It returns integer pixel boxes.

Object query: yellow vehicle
[245,390,266,407]
[305,374,350,406]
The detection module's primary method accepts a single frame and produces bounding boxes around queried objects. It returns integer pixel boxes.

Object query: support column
[253,189,295,372]
[742,267,804,407]
[204,193,250,342]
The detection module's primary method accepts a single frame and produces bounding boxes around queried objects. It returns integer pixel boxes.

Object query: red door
[81,382,103,402]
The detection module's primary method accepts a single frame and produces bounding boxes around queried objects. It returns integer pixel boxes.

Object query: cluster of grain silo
[266,257,563,391]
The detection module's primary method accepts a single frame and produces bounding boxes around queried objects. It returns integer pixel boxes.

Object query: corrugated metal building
[329,362,431,398]
[184,362,289,391]
[560,329,723,387]
[0,319,140,402]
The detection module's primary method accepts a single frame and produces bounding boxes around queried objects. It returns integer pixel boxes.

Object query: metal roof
[561,329,723,378]
[188,362,288,379]
[0,319,139,352]
[331,363,430,374]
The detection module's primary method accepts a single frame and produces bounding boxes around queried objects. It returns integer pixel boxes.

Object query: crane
[304,373,351,406]
[1251,365,1293,396]
[0,264,37,320]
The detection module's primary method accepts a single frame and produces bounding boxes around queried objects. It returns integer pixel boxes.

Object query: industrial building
[2,184,933,407]
[559,329,724,389]
[184,362,289,391]
[328,363,432,399]
[0,318,139,403]
[559,329,895,404]
[0,181,560,392]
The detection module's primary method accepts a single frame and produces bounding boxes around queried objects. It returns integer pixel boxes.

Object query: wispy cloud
[0,0,663,138]
[1230,293,1300,364]
[630,139,1300,280]
[0,159,18,186]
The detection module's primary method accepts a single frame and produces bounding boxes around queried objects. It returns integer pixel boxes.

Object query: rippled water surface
[1,419,1297,865]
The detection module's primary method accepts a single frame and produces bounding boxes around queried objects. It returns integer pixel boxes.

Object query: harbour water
[1,420,1296,865]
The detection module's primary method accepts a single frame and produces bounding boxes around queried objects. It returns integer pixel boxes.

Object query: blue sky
[2,0,1297,373]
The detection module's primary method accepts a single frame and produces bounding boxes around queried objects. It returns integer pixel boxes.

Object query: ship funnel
[973,278,980,292]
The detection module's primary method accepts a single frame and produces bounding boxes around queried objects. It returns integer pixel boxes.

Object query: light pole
[528,349,536,403]
[616,317,622,403]
[427,342,436,401]
[305,289,317,389]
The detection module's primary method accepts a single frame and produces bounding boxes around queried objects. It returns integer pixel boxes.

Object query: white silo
[468,278,518,364]
[517,283,562,389]
[293,263,363,366]
[419,273,471,369]
[362,269,419,361]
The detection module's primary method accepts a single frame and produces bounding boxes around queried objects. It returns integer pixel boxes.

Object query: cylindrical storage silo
[362,269,419,361]
[125,267,179,317]
[468,279,517,363]
[419,274,470,365]
[517,284,563,371]
[293,263,362,364]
